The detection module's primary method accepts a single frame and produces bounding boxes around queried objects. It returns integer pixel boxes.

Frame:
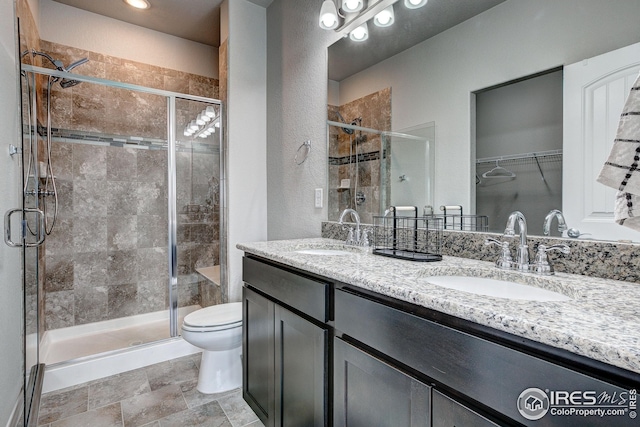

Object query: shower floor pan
[41,305,199,365]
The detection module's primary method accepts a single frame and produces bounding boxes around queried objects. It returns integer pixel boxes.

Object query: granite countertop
[237,238,640,375]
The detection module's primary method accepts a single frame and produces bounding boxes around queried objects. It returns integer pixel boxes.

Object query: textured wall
[266,0,340,240]
[38,0,219,79]
[0,0,24,424]
[225,0,268,302]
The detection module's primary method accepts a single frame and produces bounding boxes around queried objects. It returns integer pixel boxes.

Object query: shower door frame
[20,64,227,342]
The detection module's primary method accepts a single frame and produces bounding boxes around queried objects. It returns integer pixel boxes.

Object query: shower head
[59,79,82,88]
[336,111,354,134]
[31,50,89,88]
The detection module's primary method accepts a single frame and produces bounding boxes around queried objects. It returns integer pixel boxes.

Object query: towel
[597,72,640,231]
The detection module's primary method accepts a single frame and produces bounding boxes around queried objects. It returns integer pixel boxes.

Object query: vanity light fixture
[320,0,427,41]
[350,22,369,41]
[183,106,220,139]
[373,5,394,27]
[342,0,364,13]
[404,0,427,9]
[319,0,340,30]
[124,0,150,10]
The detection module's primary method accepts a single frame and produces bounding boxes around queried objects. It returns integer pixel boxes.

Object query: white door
[563,41,640,242]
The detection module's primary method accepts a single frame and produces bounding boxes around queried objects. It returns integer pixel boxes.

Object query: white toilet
[181,302,243,394]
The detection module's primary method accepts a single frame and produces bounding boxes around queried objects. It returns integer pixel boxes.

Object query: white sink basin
[295,249,353,256]
[424,276,572,302]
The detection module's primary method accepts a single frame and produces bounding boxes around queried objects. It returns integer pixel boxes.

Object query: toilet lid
[183,302,242,328]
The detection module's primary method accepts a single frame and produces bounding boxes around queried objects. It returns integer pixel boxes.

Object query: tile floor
[37,354,264,427]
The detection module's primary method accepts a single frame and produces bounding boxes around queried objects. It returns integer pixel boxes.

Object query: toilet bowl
[181,302,243,394]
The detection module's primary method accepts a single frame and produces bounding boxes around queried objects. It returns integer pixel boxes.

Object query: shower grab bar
[4,208,45,247]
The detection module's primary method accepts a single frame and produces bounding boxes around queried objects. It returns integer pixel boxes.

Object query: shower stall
[327,119,435,225]
[15,51,225,415]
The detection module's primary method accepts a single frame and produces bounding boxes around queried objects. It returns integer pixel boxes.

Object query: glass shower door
[174,99,224,321]
[20,65,45,427]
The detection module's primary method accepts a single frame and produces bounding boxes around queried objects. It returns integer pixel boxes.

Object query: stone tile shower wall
[328,88,391,224]
[39,40,219,139]
[35,41,221,330]
[45,144,170,329]
[176,150,222,310]
[44,141,221,331]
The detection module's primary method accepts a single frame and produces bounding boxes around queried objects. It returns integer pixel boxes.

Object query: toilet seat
[182,302,242,333]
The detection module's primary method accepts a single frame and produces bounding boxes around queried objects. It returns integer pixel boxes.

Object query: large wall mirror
[327,0,640,242]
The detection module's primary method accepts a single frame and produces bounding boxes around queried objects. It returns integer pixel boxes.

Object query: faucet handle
[485,238,513,270]
[359,228,371,247]
[345,227,355,245]
[544,244,571,255]
[531,244,570,275]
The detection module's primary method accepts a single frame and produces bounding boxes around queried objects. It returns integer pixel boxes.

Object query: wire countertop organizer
[372,208,443,262]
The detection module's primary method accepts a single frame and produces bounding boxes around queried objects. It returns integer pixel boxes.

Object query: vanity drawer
[335,287,633,427]
[243,256,329,322]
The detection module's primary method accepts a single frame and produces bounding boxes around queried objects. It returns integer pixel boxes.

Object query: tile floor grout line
[120,400,126,427]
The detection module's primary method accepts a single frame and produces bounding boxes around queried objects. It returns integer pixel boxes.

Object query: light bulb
[342,0,363,13]
[204,106,216,118]
[319,0,339,30]
[404,0,427,9]
[374,6,394,27]
[321,13,337,28]
[196,114,205,126]
[189,120,199,131]
[200,112,211,122]
[183,129,191,137]
[349,22,368,41]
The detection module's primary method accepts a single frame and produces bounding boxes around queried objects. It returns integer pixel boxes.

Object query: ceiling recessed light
[124,0,150,10]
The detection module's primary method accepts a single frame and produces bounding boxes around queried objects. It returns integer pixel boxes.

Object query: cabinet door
[243,286,275,427]
[274,305,327,427]
[432,391,500,427]
[334,338,431,427]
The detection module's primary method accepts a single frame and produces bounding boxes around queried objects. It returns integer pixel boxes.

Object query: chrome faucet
[338,208,367,246]
[543,209,568,236]
[504,211,530,271]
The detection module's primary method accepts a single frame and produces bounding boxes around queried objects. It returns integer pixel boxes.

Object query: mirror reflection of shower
[336,112,367,209]
[24,50,88,234]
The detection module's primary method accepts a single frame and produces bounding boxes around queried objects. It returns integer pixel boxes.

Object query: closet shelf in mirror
[476,149,562,165]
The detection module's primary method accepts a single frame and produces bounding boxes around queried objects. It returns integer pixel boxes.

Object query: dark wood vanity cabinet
[431,391,500,427]
[242,257,329,427]
[243,255,639,427]
[335,286,639,427]
[334,338,431,426]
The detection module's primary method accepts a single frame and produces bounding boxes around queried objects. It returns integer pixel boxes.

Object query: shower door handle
[4,208,45,248]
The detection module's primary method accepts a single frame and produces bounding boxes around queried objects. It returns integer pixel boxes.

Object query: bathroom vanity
[239,239,640,427]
